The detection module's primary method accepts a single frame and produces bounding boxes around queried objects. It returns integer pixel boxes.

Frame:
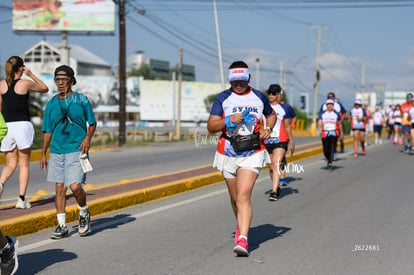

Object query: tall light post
[213,0,225,90]
[59,31,70,65]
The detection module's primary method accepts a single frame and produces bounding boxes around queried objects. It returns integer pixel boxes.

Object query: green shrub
[33,125,43,150]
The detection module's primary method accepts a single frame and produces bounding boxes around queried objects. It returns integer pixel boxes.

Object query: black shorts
[265,142,288,154]
[352,128,365,132]
[373,125,383,133]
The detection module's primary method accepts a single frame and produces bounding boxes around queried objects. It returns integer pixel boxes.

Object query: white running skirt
[213,150,270,175]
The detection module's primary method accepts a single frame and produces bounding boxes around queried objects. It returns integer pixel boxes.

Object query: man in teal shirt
[40,65,96,239]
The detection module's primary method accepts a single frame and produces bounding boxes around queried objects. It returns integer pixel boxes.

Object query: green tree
[29,93,44,118]
[204,94,217,113]
[128,64,150,79]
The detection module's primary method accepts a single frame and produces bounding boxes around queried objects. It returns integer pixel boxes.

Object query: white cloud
[320,52,351,67]
[399,46,414,69]
[317,52,356,83]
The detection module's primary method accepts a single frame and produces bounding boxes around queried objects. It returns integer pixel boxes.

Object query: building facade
[21,39,113,77]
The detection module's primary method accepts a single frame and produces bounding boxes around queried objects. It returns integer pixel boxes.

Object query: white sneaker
[15,197,31,209]
[379,139,383,144]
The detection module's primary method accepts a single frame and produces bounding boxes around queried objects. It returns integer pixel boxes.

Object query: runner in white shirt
[264,84,295,201]
[386,105,395,141]
[318,92,347,157]
[372,106,384,144]
[349,99,368,156]
[318,99,343,170]
[393,104,402,145]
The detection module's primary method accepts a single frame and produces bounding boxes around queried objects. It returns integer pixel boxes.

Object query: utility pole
[312,25,322,124]
[172,71,176,127]
[213,0,225,90]
[255,58,260,89]
[118,0,126,146]
[361,63,366,103]
[310,25,323,137]
[279,61,284,90]
[176,48,183,140]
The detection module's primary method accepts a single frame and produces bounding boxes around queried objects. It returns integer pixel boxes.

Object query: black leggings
[322,136,338,164]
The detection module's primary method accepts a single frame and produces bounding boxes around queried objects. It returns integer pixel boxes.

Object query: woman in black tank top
[0,56,48,209]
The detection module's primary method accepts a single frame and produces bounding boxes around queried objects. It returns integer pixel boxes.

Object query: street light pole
[213,0,225,90]
[59,31,70,65]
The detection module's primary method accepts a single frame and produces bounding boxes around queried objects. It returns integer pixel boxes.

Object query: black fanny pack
[222,133,261,152]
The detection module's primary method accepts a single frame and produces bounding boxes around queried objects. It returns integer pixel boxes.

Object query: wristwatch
[265,126,273,132]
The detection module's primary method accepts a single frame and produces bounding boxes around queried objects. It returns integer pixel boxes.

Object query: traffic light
[299,93,308,112]
[300,95,306,110]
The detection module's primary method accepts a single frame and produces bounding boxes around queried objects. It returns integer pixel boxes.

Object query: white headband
[228,68,249,82]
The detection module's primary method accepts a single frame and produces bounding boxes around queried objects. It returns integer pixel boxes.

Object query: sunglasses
[268,91,283,96]
[54,78,71,83]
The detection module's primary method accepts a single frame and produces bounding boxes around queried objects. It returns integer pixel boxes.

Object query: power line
[126,14,216,66]
[128,3,223,64]
[130,0,414,11]
[324,26,361,86]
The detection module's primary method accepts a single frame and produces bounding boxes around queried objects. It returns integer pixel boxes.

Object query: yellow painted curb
[0,172,224,236]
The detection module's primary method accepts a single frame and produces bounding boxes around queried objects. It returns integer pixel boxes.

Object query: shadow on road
[265,186,299,199]
[72,214,136,237]
[249,224,291,252]
[17,248,76,274]
[320,165,344,172]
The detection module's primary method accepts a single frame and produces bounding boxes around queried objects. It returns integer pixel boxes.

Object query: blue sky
[1,0,414,110]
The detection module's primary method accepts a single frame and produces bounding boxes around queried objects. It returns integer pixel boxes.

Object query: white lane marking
[19,239,58,252]
[19,188,230,252]
[19,145,366,253]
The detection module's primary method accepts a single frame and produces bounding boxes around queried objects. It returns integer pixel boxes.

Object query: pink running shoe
[399,139,403,145]
[362,148,366,155]
[233,237,249,256]
[235,224,239,244]
[354,151,358,157]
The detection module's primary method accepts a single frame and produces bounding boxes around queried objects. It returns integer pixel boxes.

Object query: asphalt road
[0,136,319,202]
[12,140,414,274]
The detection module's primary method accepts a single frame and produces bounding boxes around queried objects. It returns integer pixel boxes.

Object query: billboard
[140,80,222,122]
[37,74,141,109]
[13,0,115,33]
